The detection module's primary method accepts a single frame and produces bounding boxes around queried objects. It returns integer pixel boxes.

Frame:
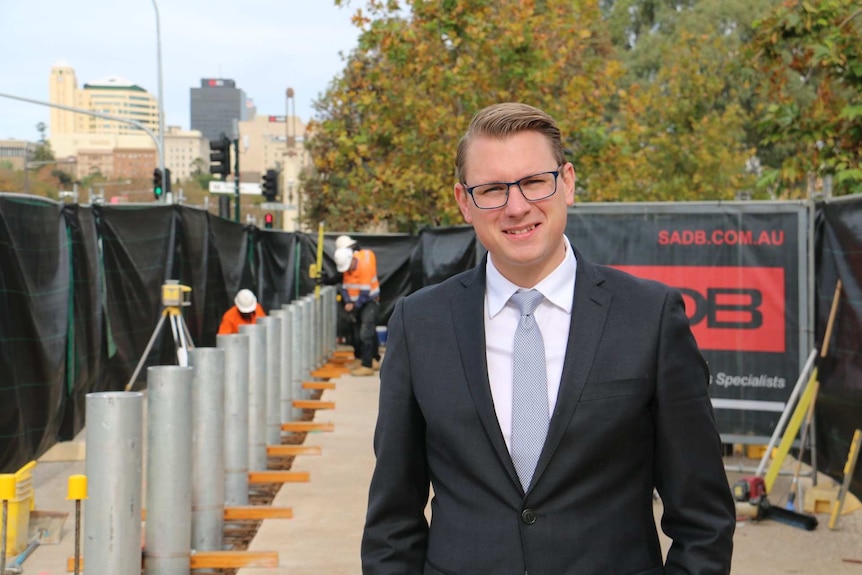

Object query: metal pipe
[144,366,193,575]
[290,303,304,419]
[149,0,166,203]
[325,287,333,358]
[189,348,225,551]
[217,334,250,506]
[313,294,321,367]
[73,499,81,575]
[240,323,267,471]
[1,499,8,575]
[274,308,294,424]
[84,391,144,575]
[259,316,282,445]
[302,297,312,380]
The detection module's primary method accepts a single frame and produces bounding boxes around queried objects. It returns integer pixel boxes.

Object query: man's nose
[504,184,531,214]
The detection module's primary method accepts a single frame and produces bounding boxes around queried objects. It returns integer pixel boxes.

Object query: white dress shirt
[484,238,577,452]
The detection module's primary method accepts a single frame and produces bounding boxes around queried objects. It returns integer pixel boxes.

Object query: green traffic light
[154,186,163,197]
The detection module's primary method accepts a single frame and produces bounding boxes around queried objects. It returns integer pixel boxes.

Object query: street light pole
[286,87,300,231]
[150,0,167,203]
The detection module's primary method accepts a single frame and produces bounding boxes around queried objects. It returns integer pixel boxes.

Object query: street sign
[260,202,294,211]
[208,181,262,195]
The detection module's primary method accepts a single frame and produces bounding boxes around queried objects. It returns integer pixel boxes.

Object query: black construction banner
[0,195,69,472]
[566,202,809,441]
[60,204,102,440]
[814,197,862,499]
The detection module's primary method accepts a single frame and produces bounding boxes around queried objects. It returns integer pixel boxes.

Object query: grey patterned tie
[510,289,549,492]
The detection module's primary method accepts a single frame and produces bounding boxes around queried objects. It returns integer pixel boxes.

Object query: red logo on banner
[612,266,785,353]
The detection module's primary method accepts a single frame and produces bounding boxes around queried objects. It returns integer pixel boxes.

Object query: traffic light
[164,168,172,197]
[262,169,279,201]
[209,134,231,179]
[264,213,274,229]
[153,168,163,200]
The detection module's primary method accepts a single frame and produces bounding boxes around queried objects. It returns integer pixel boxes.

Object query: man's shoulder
[588,261,676,302]
[402,266,478,308]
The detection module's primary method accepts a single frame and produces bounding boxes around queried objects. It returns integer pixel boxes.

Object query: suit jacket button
[521,509,537,525]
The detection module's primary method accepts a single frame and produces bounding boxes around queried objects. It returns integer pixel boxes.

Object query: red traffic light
[264,213,274,229]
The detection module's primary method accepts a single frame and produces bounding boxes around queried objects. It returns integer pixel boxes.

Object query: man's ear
[454,183,473,224]
[562,162,576,206]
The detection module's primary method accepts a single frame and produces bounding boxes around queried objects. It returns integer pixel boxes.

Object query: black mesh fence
[1,195,860,500]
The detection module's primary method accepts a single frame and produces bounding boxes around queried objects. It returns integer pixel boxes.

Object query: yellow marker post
[67,474,88,575]
[829,429,862,530]
[0,473,16,574]
[315,221,325,298]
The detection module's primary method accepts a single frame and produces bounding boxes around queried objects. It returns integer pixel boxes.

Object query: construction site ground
[14,365,862,574]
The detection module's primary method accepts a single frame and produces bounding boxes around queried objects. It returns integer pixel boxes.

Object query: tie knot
[511,289,544,317]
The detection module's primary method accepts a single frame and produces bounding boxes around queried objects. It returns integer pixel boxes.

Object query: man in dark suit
[361,102,735,574]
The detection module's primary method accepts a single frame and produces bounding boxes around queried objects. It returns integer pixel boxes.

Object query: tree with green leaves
[747,0,862,196]
[32,122,55,163]
[306,0,627,232]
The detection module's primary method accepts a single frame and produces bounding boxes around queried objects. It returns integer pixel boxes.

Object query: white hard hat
[335,235,357,250]
[234,289,257,313]
[334,247,355,273]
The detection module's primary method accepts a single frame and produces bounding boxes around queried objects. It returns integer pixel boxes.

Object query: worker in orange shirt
[334,235,380,376]
[218,288,266,335]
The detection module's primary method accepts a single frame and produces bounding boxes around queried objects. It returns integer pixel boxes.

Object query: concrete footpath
[238,371,378,574]
[19,369,379,575]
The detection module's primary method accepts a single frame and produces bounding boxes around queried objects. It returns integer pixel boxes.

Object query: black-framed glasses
[464,166,563,210]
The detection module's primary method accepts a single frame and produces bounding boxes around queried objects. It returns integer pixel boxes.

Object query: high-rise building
[48,63,158,176]
[190,79,253,142]
[47,63,208,182]
[50,63,159,138]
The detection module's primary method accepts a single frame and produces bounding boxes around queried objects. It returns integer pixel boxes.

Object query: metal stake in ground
[67,474,88,575]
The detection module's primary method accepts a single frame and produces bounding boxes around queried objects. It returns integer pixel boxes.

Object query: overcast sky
[0,1,361,141]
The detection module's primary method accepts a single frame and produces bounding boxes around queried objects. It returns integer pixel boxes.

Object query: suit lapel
[531,255,612,488]
[451,262,523,492]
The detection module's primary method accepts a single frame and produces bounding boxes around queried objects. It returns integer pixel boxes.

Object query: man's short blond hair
[455,102,566,184]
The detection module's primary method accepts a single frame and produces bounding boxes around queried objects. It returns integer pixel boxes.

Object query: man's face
[454,130,575,287]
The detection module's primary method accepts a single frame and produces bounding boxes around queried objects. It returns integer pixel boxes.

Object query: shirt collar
[486,237,577,318]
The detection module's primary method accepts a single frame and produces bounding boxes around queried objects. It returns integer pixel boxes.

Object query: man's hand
[344,302,355,312]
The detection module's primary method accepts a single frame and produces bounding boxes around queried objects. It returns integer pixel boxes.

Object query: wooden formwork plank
[303,380,336,390]
[191,551,279,568]
[281,421,334,432]
[267,444,322,456]
[293,399,335,410]
[224,506,294,520]
[249,470,310,484]
[310,367,343,379]
[66,552,279,571]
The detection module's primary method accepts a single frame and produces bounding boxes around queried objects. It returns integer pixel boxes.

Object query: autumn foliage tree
[305,0,628,232]
[305,0,859,231]
[747,0,862,196]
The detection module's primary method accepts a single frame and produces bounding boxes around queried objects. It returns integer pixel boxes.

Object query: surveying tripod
[124,281,195,392]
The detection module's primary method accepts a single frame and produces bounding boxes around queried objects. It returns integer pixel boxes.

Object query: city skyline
[1,0,360,142]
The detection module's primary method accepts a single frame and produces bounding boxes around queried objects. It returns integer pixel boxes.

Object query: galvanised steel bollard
[189,347,226,551]
[217,333,250,506]
[84,391,144,575]
[144,365,193,575]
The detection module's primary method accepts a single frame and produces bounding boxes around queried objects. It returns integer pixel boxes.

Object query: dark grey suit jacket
[362,253,735,575]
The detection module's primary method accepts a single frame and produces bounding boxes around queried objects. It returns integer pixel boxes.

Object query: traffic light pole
[233,138,240,222]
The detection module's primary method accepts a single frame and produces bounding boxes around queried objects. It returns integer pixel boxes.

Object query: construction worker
[334,235,381,376]
[218,288,266,335]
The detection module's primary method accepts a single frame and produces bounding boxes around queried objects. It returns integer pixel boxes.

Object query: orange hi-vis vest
[341,249,380,306]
